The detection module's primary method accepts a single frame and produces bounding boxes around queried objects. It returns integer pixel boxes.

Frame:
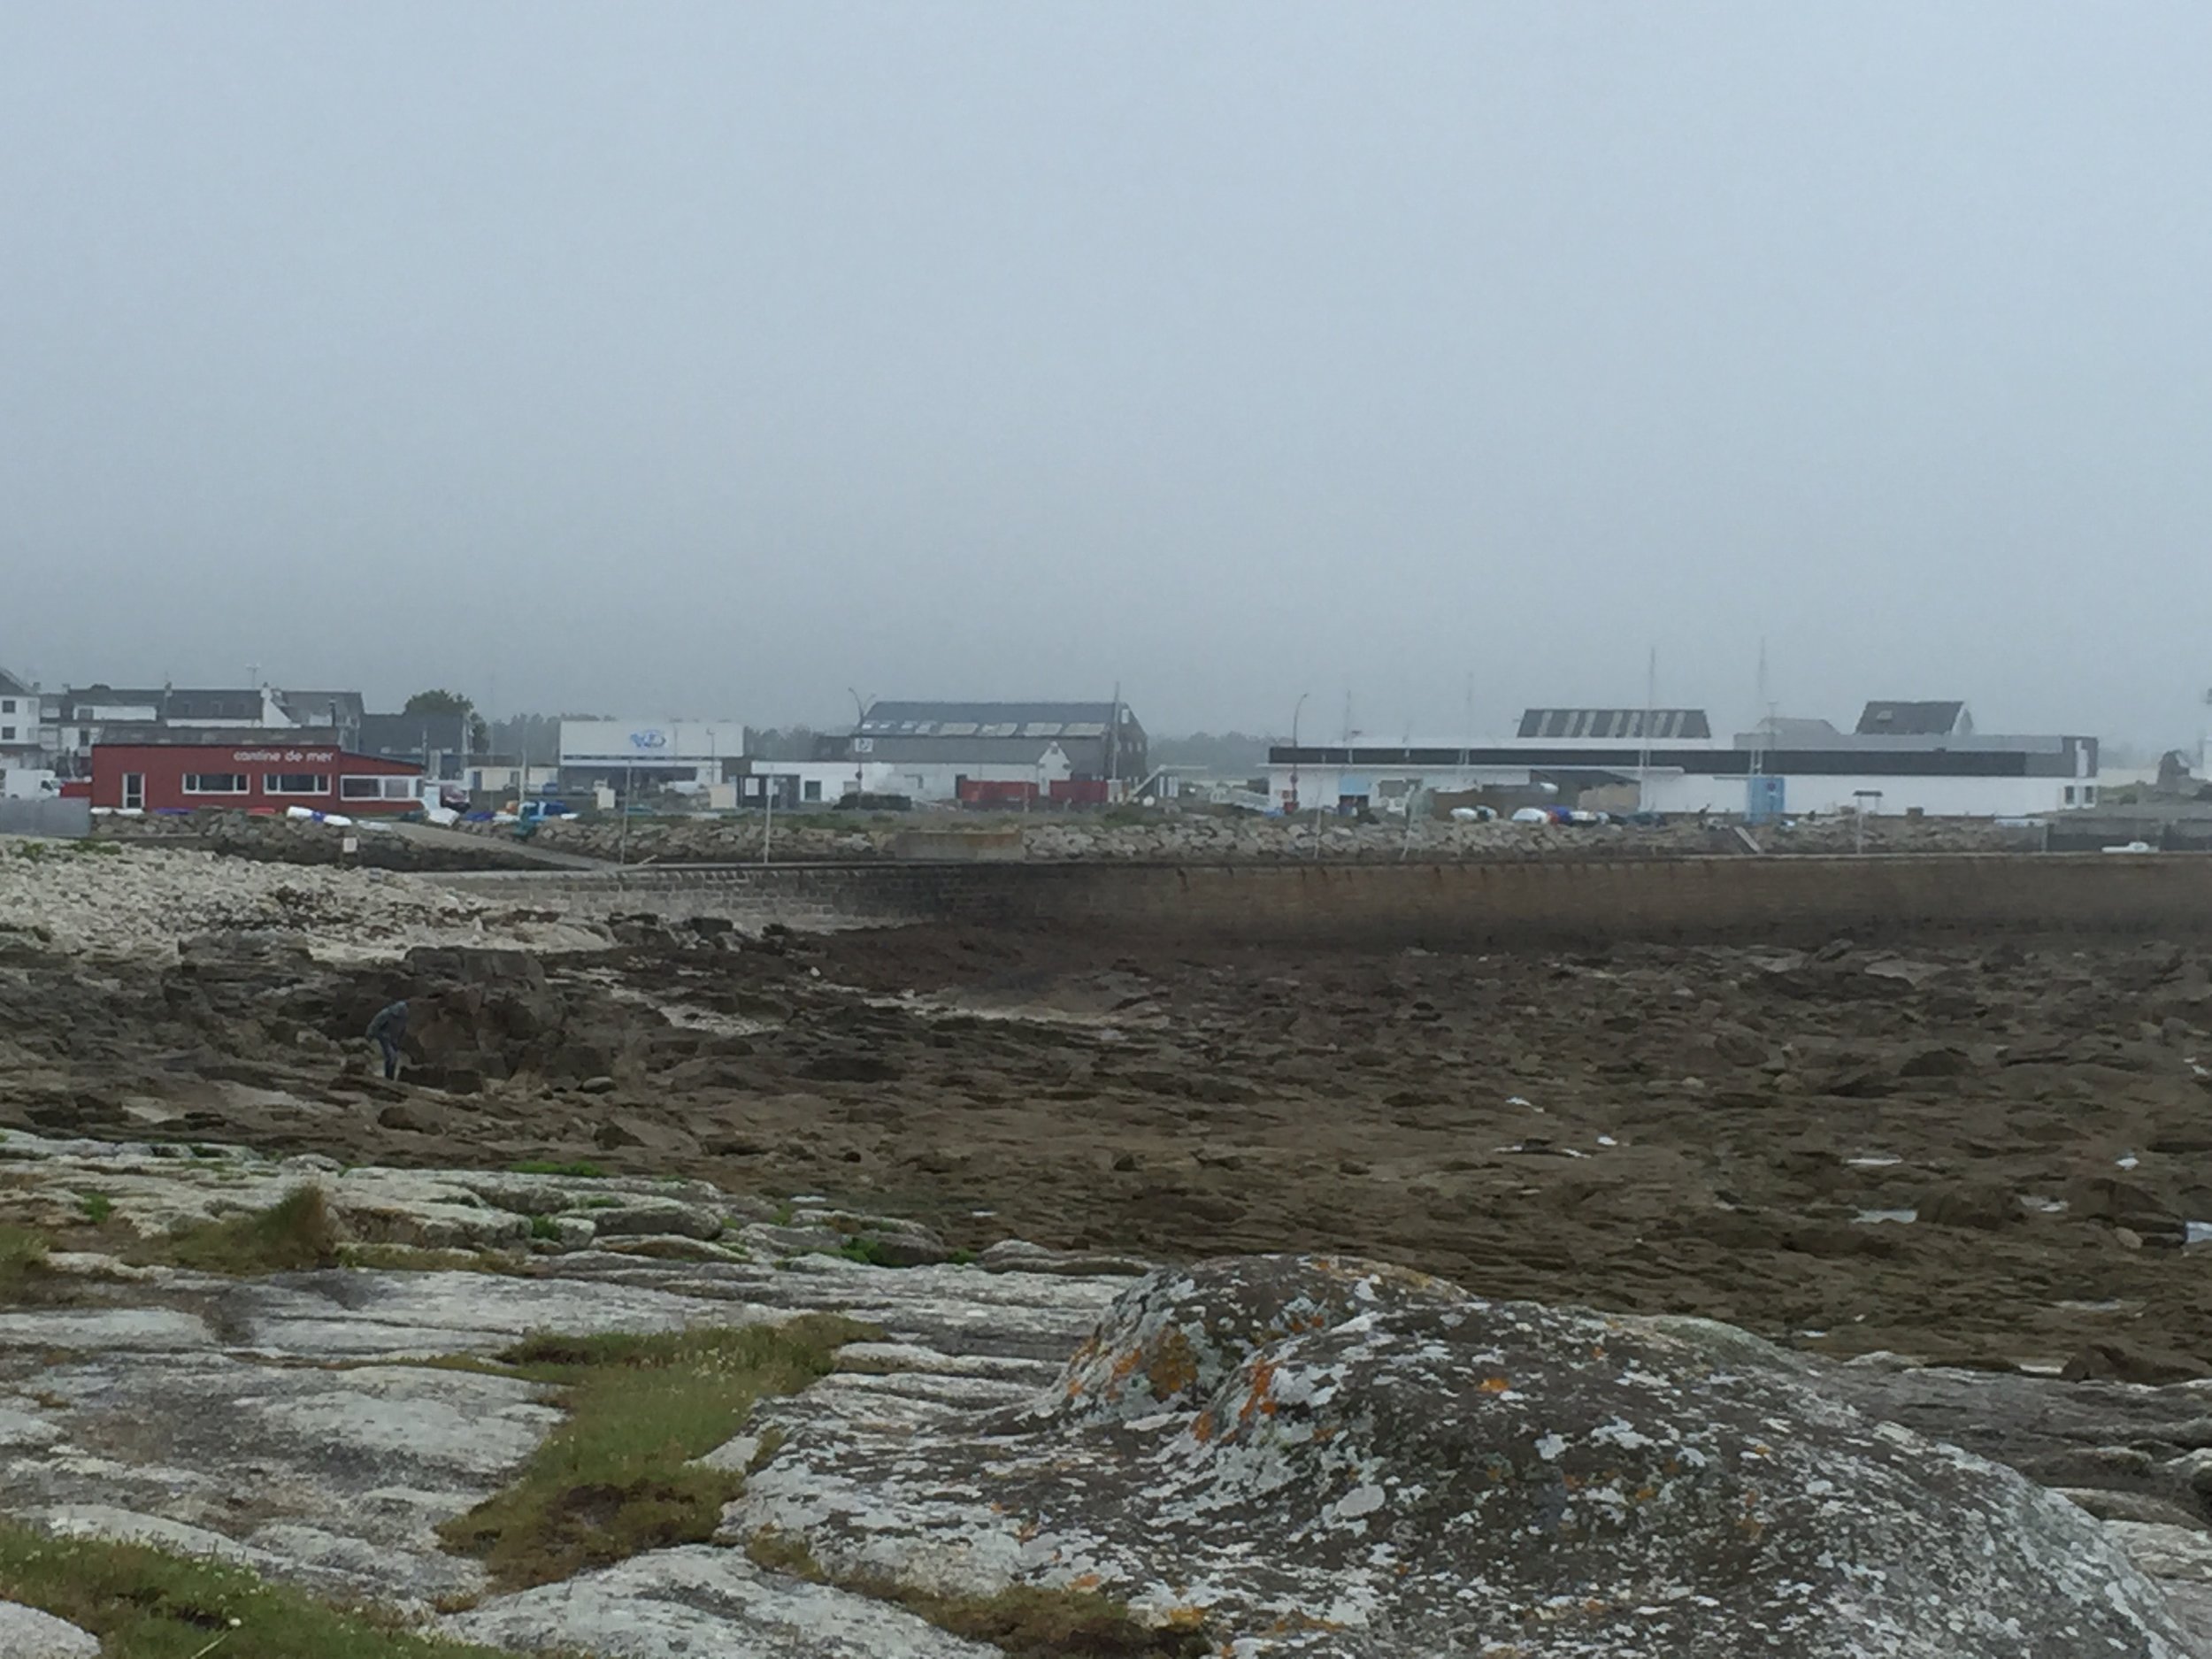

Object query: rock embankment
[93,810,560,872]
[512,810,2039,865]
[0,841,606,959]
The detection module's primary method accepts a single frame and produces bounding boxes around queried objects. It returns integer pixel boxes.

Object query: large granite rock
[729,1256,2197,1657]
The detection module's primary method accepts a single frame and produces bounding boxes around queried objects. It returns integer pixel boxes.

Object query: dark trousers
[377,1036,401,1079]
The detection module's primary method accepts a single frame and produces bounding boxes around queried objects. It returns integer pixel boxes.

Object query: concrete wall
[442,852,2212,949]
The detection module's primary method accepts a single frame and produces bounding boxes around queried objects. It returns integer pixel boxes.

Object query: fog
[4,4,2209,746]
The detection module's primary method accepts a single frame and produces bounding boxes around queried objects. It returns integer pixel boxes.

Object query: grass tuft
[0,1518,526,1658]
[742,1530,1209,1657]
[138,1187,341,1275]
[437,1313,871,1589]
[76,1192,113,1225]
[507,1160,607,1179]
[834,1235,897,1267]
[527,1215,561,1241]
[0,1225,51,1301]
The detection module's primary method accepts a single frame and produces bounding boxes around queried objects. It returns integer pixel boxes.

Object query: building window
[2083,785,2098,806]
[803,780,822,802]
[341,775,418,801]
[263,773,330,795]
[0,700,13,714]
[183,773,250,795]
[0,727,13,741]
[2062,786,2077,805]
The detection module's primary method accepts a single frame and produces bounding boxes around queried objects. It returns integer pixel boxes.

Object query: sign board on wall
[557,720,747,766]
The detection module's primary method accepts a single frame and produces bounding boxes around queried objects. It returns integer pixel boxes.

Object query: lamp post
[847,688,869,806]
[1288,692,1308,812]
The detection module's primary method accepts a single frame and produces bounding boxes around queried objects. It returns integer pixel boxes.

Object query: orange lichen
[1237,1357,1279,1424]
[1145,1330,1200,1398]
[1191,1409,1217,1443]
[1479,1376,1512,1394]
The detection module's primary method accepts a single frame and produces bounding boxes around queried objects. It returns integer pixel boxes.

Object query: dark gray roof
[857,699,1136,739]
[1517,708,1711,741]
[94,726,348,748]
[65,686,265,722]
[0,665,31,697]
[1855,701,1969,737]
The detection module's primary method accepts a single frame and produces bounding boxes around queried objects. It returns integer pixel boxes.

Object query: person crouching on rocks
[366,999,410,1081]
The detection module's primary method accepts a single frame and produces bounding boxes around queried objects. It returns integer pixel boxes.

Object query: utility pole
[1288,691,1308,812]
[1461,672,1474,789]
[847,687,868,806]
[618,757,634,871]
[1108,681,1122,801]
[1636,648,1656,814]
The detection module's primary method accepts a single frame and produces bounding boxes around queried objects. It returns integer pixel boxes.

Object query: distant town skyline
[6,4,2211,750]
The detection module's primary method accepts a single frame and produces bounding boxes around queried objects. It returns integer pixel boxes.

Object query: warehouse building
[749,699,1147,808]
[1267,702,2097,818]
[557,719,747,791]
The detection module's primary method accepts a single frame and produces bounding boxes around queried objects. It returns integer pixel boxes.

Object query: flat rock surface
[0,1600,101,1657]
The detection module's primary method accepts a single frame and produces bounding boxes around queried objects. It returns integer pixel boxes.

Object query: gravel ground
[0,840,607,961]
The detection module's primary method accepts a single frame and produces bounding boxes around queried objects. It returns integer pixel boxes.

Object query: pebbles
[0,842,606,960]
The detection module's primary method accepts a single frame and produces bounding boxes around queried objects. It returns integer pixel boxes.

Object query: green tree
[403,690,488,754]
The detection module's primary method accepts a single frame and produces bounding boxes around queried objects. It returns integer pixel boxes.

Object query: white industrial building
[1267,702,2099,819]
[557,719,746,788]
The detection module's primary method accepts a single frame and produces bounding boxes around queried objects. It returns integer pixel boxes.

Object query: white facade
[1267,738,2099,821]
[465,762,565,796]
[558,719,746,780]
[0,684,35,768]
[741,755,1080,807]
[1640,772,2097,818]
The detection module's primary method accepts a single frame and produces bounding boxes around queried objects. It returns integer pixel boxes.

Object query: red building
[89,741,425,815]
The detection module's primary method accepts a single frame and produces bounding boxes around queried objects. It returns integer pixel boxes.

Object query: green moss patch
[134,1187,342,1275]
[437,1314,870,1589]
[0,1224,52,1302]
[0,1519,526,1659]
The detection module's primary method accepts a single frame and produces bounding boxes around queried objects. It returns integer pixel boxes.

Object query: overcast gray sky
[4,4,2208,744]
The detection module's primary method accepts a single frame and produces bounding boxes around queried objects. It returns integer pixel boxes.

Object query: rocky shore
[0,1133,2206,1655]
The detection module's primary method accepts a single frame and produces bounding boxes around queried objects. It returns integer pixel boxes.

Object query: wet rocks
[2071,1177,2187,1248]
[1917,1179,2024,1231]
[731,1256,2195,1656]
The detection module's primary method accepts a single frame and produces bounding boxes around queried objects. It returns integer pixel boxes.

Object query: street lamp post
[1288,691,1308,813]
[847,688,869,806]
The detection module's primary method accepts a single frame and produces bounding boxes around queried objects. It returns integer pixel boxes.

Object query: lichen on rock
[729,1254,2197,1656]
